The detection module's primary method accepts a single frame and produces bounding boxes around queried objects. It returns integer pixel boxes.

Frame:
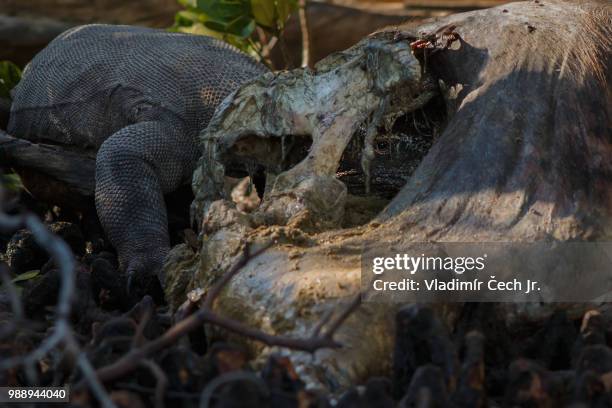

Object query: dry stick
[84,242,363,388]
[131,297,154,348]
[173,291,201,324]
[254,27,276,69]
[141,360,168,408]
[77,244,271,386]
[261,36,279,69]
[311,309,334,337]
[298,0,310,68]
[65,335,117,408]
[311,293,361,339]
[320,293,361,339]
[0,208,116,408]
[197,308,341,351]
[0,213,75,369]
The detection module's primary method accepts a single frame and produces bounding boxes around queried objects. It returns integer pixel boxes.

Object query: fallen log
[0,129,95,206]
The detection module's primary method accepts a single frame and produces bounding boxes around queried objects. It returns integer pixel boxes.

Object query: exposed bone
[195,31,437,230]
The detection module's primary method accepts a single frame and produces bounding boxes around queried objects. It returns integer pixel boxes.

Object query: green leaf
[251,0,298,31]
[12,270,40,283]
[177,0,197,7]
[171,0,294,68]
[251,0,276,29]
[204,20,229,33]
[174,10,199,27]
[197,0,251,23]
[173,21,221,37]
[275,0,298,27]
[0,172,23,192]
[226,15,256,38]
[0,61,21,99]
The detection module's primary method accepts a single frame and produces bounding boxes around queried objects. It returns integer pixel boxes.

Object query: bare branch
[65,335,117,408]
[319,293,361,340]
[141,360,167,408]
[84,241,363,387]
[131,296,155,348]
[195,308,341,352]
[0,212,75,370]
[311,309,334,337]
[298,0,310,68]
[0,183,115,407]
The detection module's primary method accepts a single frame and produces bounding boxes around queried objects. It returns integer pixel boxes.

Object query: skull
[195,32,437,231]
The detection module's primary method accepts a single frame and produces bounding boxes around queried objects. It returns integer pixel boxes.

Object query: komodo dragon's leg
[95,121,198,295]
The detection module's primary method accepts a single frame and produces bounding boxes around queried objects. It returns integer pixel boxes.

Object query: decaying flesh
[193,31,437,231]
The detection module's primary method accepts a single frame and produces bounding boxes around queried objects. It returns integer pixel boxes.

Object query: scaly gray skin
[8,24,268,288]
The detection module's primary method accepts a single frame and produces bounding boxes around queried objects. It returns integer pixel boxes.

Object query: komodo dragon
[3,24,267,291]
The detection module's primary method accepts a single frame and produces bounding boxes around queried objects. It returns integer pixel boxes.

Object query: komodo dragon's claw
[126,266,165,306]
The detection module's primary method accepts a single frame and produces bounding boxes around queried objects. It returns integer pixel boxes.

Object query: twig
[131,296,154,348]
[88,297,357,385]
[196,308,341,352]
[0,213,75,370]
[311,309,334,337]
[65,335,117,408]
[83,241,363,387]
[318,293,361,340]
[0,194,116,408]
[298,0,310,68]
[141,360,167,408]
[75,244,270,387]
[254,27,275,69]
[261,36,279,69]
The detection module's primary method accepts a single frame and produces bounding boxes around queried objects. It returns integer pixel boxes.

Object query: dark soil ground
[3,184,612,408]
